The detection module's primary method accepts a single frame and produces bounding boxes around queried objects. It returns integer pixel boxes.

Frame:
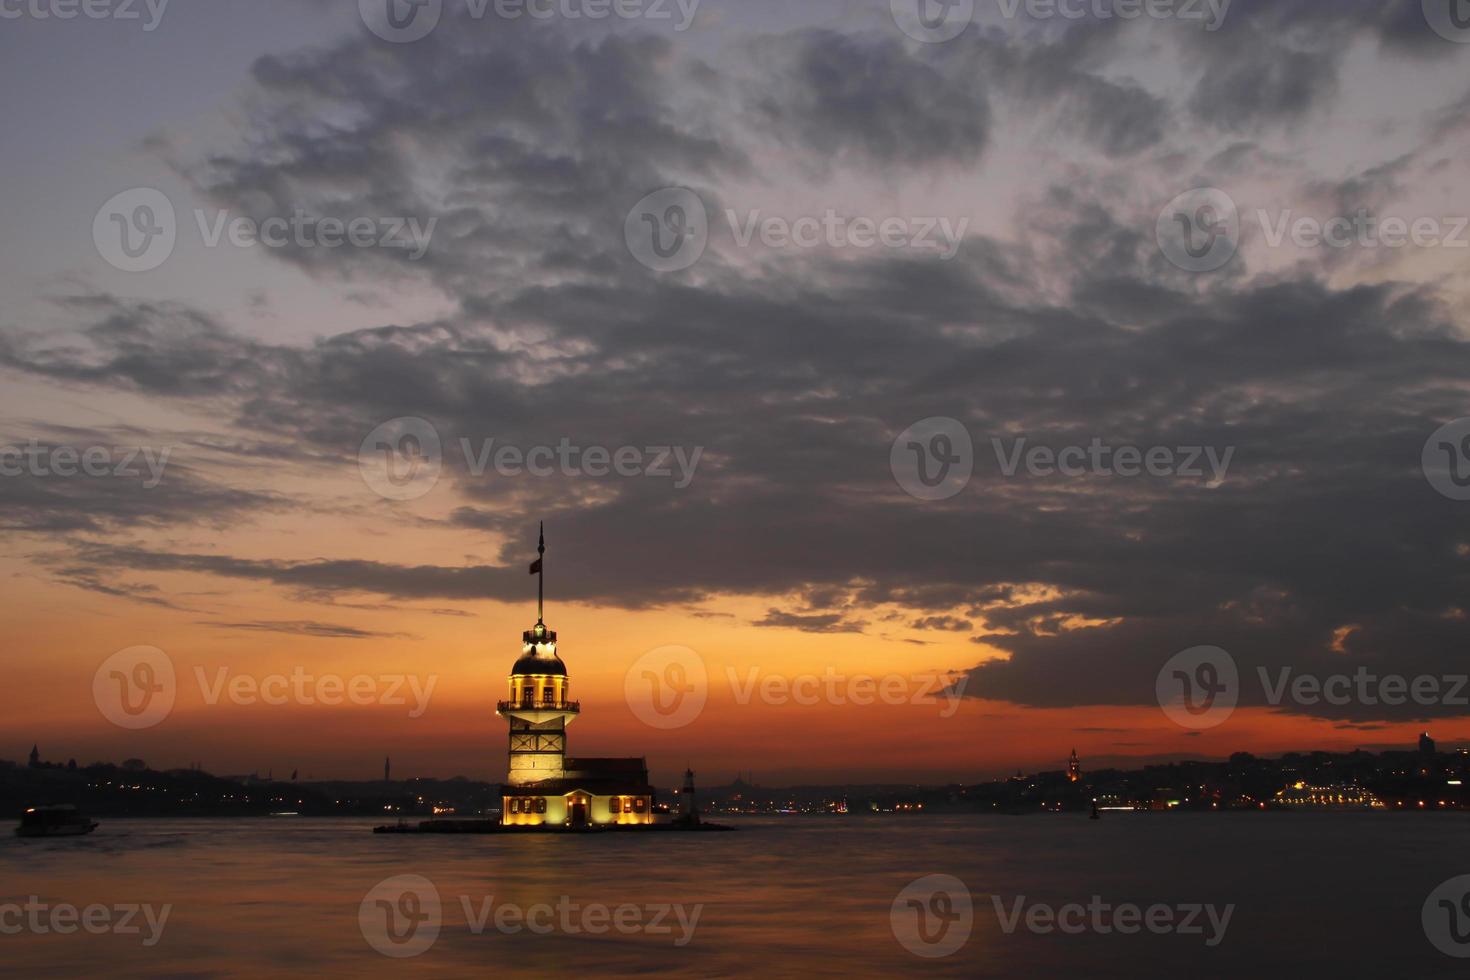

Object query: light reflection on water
[1,813,1467,977]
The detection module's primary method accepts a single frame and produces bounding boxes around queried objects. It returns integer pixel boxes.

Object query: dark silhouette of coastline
[6,739,1467,818]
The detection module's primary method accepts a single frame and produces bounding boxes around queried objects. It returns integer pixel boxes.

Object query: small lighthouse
[678,768,701,826]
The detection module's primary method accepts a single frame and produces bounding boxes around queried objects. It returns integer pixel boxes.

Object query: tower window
[633,797,647,812]
[536,798,547,814]
[610,797,622,813]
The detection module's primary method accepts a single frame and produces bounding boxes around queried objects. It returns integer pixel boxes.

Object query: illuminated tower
[1068,748,1081,783]
[497,524,580,786]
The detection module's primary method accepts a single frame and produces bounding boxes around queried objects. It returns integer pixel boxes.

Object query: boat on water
[15,805,99,838]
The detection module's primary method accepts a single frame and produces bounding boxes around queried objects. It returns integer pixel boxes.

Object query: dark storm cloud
[1177,0,1456,130]
[202,620,414,640]
[4,8,1470,725]
[744,30,991,169]
[753,610,867,634]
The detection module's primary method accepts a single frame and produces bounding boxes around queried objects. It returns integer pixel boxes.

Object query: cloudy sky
[2,0,1469,784]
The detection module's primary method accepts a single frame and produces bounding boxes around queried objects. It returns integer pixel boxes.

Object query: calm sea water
[2,813,1467,977]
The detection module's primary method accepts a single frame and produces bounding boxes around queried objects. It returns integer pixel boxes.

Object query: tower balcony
[498,698,580,713]
[496,699,581,724]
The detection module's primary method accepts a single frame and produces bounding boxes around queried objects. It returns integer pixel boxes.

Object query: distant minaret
[28,745,40,769]
[384,756,391,782]
[1068,749,1081,783]
[679,768,701,825]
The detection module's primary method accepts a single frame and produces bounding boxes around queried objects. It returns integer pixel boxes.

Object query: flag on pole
[529,557,543,575]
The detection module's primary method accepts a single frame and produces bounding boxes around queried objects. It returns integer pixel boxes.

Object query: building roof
[565,757,648,781]
[503,777,652,796]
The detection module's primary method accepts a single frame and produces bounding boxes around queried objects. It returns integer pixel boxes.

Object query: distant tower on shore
[1068,748,1081,783]
[679,768,701,825]
[28,745,40,769]
[1420,732,1436,755]
[384,756,391,782]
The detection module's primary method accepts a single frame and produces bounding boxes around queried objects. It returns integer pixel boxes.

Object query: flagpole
[537,521,545,624]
